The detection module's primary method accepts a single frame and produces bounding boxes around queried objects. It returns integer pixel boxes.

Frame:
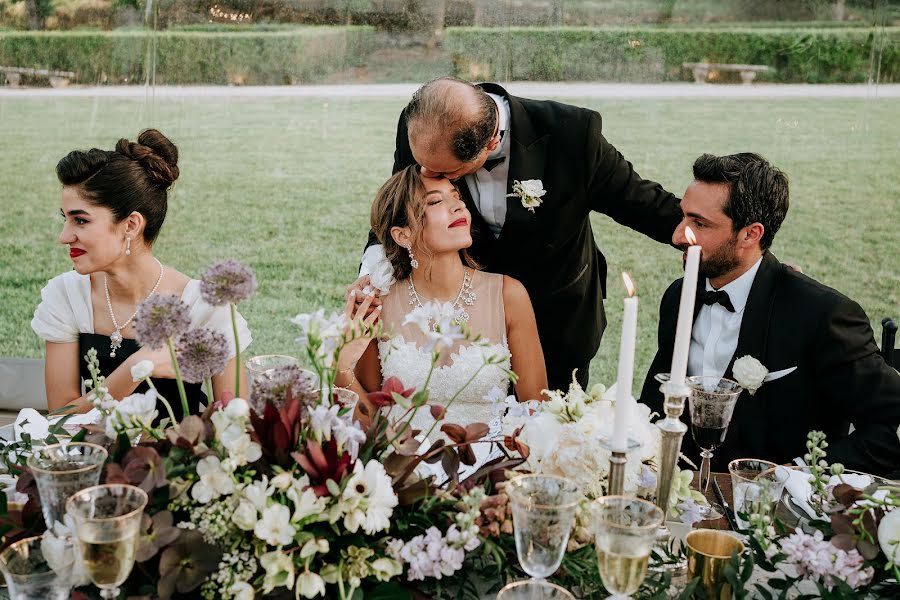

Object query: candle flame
[622,272,636,297]
[685,225,698,246]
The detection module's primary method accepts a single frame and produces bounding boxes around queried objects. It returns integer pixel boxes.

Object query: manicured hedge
[0,26,376,84]
[443,27,900,83]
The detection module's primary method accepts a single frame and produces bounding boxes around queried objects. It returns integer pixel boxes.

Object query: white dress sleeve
[181,280,252,359]
[31,271,93,343]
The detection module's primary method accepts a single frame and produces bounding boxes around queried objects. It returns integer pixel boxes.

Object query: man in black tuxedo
[640,153,900,476]
[361,77,682,391]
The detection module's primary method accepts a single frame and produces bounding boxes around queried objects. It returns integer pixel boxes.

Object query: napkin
[12,407,101,442]
[783,468,820,520]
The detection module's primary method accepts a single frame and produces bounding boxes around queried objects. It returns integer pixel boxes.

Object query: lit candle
[611,272,638,451]
[670,226,701,387]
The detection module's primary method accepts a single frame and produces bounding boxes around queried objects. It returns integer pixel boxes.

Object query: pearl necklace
[407,269,477,328]
[104,257,164,357]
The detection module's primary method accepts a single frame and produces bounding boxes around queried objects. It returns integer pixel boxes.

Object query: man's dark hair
[406,76,497,163]
[692,152,789,250]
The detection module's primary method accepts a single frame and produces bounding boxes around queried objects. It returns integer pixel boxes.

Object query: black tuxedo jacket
[368,83,682,390]
[639,251,900,476]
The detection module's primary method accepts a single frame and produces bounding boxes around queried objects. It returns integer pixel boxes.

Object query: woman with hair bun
[32,129,251,418]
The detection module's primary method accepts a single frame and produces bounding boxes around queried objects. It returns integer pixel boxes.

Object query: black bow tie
[698,289,736,312]
[483,156,506,172]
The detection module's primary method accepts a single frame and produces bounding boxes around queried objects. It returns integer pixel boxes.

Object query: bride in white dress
[336,165,547,433]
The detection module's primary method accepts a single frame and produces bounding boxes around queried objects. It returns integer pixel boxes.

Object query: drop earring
[125,236,132,256]
[406,244,418,269]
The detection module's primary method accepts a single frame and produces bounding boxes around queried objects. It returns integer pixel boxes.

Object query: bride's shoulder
[500,274,531,311]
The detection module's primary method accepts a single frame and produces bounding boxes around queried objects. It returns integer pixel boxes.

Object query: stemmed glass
[66,484,148,599]
[506,474,582,580]
[593,496,665,599]
[0,535,73,600]
[686,376,742,520]
[26,442,108,529]
[497,579,576,599]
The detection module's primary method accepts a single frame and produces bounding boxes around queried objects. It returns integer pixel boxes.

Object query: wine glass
[686,376,742,520]
[506,474,582,579]
[26,442,108,529]
[0,535,73,600]
[593,496,665,599]
[245,354,300,387]
[728,458,789,529]
[66,483,148,599]
[497,579,576,599]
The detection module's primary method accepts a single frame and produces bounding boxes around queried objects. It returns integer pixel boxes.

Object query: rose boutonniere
[733,355,768,395]
[507,179,546,212]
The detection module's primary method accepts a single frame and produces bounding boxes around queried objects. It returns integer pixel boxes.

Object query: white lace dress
[378,270,511,436]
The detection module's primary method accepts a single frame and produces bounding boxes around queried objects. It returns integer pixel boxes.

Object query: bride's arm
[503,276,548,402]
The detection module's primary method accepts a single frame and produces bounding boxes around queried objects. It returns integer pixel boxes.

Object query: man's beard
[698,234,740,280]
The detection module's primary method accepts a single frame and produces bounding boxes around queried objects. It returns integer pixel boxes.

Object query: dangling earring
[406,244,418,269]
[125,236,132,256]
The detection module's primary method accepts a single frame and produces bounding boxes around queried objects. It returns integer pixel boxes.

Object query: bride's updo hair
[371,164,478,280]
[55,129,179,245]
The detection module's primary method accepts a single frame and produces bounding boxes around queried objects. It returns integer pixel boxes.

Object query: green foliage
[0,26,377,84]
[444,26,900,83]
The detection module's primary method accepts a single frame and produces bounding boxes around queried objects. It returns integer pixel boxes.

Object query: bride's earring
[406,244,418,269]
[125,236,132,256]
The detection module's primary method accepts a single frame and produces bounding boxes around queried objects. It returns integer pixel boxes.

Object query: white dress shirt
[687,257,763,379]
[464,93,511,238]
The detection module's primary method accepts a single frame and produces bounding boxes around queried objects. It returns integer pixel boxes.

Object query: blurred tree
[11,0,53,29]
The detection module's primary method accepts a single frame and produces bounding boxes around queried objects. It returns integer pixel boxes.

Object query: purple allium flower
[133,294,192,349]
[175,328,230,384]
[249,365,318,413]
[200,260,257,306]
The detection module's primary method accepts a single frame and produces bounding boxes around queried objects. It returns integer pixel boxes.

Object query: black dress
[79,333,206,423]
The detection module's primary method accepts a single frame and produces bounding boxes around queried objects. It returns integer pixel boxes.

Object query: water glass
[0,535,72,600]
[497,579,576,599]
[66,483,148,599]
[26,442,108,529]
[728,459,789,529]
[686,376,742,519]
[593,496,665,599]
[322,386,359,407]
[246,354,300,384]
[506,474,582,579]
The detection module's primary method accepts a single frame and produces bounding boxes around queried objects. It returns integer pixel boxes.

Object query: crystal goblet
[506,474,582,579]
[497,579,576,599]
[593,496,665,599]
[728,458,789,529]
[26,442,108,529]
[246,354,300,386]
[686,376,741,520]
[0,535,73,600]
[66,483,148,600]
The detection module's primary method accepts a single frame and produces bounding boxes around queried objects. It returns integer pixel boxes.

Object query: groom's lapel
[724,251,780,451]
[498,95,549,248]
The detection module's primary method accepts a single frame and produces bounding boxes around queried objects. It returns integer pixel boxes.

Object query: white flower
[105,389,159,439]
[878,508,900,567]
[222,432,262,467]
[733,355,768,395]
[232,500,258,531]
[41,516,90,586]
[260,549,295,593]
[191,455,235,503]
[291,309,349,368]
[129,359,154,381]
[242,477,270,512]
[507,179,546,212]
[299,538,330,560]
[361,245,397,295]
[296,570,326,598]
[224,397,250,420]
[309,404,341,441]
[341,460,399,535]
[255,504,296,547]
[228,581,255,600]
[286,483,327,523]
[370,557,403,582]
[270,471,294,491]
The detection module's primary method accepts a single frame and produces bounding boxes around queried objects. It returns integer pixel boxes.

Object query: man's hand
[346,275,383,317]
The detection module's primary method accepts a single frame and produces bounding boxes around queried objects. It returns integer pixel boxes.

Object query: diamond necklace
[408,268,477,329]
[104,257,164,357]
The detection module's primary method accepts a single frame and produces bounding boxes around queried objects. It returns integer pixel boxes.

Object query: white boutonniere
[733,355,798,395]
[507,179,546,212]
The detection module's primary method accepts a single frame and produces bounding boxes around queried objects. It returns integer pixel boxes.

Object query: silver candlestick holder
[599,437,641,496]
[653,374,690,519]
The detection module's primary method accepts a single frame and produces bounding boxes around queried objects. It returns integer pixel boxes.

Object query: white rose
[519,179,546,198]
[732,355,768,395]
[363,246,396,295]
[130,359,154,382]
[877,508,900,567]
[224,397,250,420]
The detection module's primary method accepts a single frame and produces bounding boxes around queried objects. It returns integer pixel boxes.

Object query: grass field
[1,94,897,389]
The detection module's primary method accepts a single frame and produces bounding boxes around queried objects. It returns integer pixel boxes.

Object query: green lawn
[1,95,898,390]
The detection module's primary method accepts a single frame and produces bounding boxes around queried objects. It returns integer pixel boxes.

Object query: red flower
[292,438,352,496]
[249,387,306,468]
[366,377,415,409]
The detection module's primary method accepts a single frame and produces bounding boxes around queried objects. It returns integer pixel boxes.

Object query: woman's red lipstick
[449,218,468,228]
[69,248,86,259]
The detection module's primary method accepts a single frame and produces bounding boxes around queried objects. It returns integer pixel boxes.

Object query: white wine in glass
[78,525,139,587]
[593,496,664,599]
